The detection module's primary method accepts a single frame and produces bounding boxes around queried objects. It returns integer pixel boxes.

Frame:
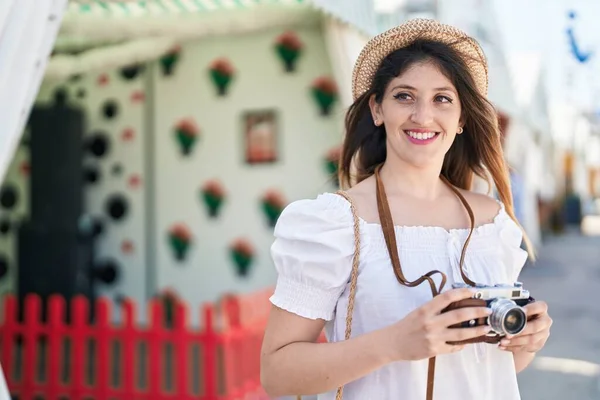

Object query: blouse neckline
[320,192,509,237]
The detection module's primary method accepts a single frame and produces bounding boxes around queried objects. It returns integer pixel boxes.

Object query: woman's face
[370,61,463,169]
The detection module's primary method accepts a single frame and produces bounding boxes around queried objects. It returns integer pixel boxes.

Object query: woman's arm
[260,306,392,397]
[261,289,494,397]
[512,350,536,373]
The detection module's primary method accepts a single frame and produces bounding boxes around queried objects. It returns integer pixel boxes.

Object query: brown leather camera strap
[374,165,476,400]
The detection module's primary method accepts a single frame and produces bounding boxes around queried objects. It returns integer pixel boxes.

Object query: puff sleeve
[269,194,356,321]
[497,210,529,283]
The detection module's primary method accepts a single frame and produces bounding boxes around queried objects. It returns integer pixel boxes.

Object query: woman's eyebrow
[389,84,456,93]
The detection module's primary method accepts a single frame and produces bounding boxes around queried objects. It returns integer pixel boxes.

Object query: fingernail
[498,346,506,351]
[485,308,493,315]
[500,339,510,346]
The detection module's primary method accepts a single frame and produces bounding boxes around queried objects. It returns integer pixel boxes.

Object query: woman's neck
[378,158,446,201]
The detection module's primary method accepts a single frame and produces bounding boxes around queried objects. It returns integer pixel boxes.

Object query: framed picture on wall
[243,110,278,164]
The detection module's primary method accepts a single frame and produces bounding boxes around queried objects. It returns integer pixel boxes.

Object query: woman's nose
[410,100,434,126]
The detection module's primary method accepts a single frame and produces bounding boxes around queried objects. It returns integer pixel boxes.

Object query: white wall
[152,27,343,318]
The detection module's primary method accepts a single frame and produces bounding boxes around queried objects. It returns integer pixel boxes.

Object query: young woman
[260,19,552,400]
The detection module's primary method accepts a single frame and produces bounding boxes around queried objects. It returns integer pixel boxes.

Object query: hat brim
[351,19,488,101]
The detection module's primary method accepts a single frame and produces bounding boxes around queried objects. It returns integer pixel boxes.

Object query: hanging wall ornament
[121,128,135,142]
[174,118,200,156]
[86,131,111,158]
[0,219,11,235]
[201,180,226,218]
[229,238,254,277]
[311,77,338,116]
[324,146,342,187]
[120,64,145,81]
[209,58,235,96]
[97,74,109,87]
[111,163,124,176]
[128,174,142,189]
[19,161,30,177]
[274,31,303,73]
[83,165,101,185]
[69,74,82,83]
[92,260,120,285]
[130,90,145,104]
[121,239,134,255]
[160,45,182,76]
[105,194,129,222]
[261,189,287,228]
[0,255,8,280]
[157,289,180,328]
[0,185,18,210]
[102,99,120,120]
[168,223,193,262]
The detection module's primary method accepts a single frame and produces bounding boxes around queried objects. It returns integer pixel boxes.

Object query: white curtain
[0,0,68,183]
[0,363,7,400]
[323,17,369,108]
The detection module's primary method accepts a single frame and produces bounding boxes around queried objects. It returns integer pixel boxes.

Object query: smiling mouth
[403,130,441,142]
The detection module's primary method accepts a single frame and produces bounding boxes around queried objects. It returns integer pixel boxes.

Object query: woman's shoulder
[275,192,354,234]
[456,189,505,226]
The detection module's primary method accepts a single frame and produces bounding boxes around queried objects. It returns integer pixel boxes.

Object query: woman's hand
[385,288,492,361]
[498,301,552,353]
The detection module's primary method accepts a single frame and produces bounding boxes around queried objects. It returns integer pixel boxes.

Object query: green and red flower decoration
[156,288,181,328]
[209,58,235,96]
[160,45,181,76]
[230,238,255,277]
[324,145,342,187]
[261,189,287,228]
[168,223,193,262]
[311,76,338,116]
[174,118,199,156]
[201,179,226,218]
[275,31,303,72]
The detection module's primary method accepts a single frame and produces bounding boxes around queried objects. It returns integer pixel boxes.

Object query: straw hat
[351,18,488,101]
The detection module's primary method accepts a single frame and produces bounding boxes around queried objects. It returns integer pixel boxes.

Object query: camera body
[443,282,535,345]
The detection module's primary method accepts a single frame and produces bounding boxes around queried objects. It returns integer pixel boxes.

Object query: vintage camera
[444,282,535,343]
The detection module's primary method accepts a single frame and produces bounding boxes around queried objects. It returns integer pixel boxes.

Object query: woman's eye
[436,95,453,103]
[393,92,412,101]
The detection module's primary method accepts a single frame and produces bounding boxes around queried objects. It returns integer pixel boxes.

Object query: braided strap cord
[296,191,361,400]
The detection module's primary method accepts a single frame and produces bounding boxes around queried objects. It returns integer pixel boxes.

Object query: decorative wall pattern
[152,27,343,313]
[0,26,343,323]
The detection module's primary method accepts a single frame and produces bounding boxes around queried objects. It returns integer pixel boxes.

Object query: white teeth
[406,131,436,140]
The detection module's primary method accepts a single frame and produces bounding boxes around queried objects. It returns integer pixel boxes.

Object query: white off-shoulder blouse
[269,192,529,400]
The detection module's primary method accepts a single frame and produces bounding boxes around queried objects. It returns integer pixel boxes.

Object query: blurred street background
[0,0,599,399]
[518,230,600,400]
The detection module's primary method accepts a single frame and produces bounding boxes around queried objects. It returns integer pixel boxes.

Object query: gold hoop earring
[457,127,463,134]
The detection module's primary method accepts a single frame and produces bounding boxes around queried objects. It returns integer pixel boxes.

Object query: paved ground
[516,230,600,400]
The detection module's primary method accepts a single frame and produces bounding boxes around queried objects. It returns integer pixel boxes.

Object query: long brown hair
[339,39,535,258]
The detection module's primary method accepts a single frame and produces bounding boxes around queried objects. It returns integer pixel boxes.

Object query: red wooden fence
[0,289,274,400]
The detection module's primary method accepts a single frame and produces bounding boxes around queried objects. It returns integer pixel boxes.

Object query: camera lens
[503,309,526,335]
[489,299,527,335]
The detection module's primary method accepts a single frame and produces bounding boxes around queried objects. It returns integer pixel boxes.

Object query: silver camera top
[451,282,529,300]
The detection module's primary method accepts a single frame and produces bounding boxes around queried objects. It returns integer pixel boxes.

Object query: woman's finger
[498,344,524,352]
[523,301,548,318]
[510,315,552,339]
[501,331,548,348]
